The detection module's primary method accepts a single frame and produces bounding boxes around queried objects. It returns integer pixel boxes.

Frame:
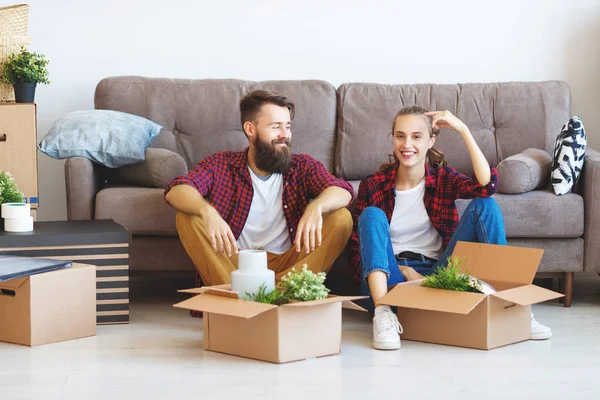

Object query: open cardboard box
[379,241,564,350]
[0,263,97,346]
[174,284,366,363]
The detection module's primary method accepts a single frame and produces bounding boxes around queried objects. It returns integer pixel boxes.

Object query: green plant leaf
[421,256,482,293]
[244,284,289,305]
[0,171,24,204]
[0,47,50,85]
[277,264,330,301]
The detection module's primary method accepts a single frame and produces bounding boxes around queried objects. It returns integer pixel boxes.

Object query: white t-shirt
[236,168,291,254]
[389,178,443,260]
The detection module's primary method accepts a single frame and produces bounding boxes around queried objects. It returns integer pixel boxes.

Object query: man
[165,89,354,286]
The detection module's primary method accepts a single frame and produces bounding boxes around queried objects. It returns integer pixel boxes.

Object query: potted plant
[245,264,330,304]
[0,48,50,103]
[421,256,496,294]
[0,170,24,230]
[0,170,24,205]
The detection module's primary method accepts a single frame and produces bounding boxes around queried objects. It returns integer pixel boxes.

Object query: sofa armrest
[64,157,103,220]
[582,148,600,272]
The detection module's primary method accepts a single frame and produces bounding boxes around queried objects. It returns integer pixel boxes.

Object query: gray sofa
[65,77,600,307]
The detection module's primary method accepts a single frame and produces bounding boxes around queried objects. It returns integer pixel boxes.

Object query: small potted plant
[0,170,24,205]
[0,48,50,103]
[245,264,330,304]
[421,256,496,294]
[0,170,25,231]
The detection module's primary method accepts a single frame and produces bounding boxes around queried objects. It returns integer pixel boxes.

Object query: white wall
[2,0,599,221]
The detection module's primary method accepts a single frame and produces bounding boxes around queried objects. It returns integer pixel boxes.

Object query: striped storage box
[0,219,130,324]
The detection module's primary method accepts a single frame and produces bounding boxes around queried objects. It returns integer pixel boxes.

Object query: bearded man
[165,89,354,286]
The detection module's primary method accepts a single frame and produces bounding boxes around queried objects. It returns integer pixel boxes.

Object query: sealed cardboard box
[0,103,38,208]
[380,241,564,350]
[174,286,365,364]
[0,263,96,346]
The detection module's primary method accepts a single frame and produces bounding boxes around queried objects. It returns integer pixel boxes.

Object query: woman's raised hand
[425,110,469,136]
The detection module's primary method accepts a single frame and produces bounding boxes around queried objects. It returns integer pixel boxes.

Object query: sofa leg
[563,272,573,308]
[559,277,565,304]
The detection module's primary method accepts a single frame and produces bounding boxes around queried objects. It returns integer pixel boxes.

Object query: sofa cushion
[456,190,583,238]
[336,81,570,180]
[95,187,177,235]
[95,77,337,172]
[497,148,552,194]
[348,182,582,238]
[39,110,162,168]
[506,238,583,273]
[105,148,188,188]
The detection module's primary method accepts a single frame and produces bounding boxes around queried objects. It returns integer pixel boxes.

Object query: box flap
[178,283,232,294]
[341,301,368,312]
[490,285,564,306]
[379,283,486,315]
[173,292,278,318]
[451,242,543,285]
[0,276,28,291]
[281,295,367,308]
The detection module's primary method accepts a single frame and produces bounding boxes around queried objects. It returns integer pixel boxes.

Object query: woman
[349,106,551,350]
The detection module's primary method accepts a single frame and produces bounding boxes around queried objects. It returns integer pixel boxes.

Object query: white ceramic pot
[231,250,275,300]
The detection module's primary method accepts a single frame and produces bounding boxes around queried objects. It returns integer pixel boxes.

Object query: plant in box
[245,284,289,305]
[0,47,50,103]
[245,264,330,304]
[0,170,24,205]
[421,256,495,294]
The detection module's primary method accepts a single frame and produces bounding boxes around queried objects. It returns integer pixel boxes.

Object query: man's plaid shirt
[165,148,354,244]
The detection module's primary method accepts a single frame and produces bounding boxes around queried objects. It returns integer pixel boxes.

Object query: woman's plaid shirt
[348,165,499,281]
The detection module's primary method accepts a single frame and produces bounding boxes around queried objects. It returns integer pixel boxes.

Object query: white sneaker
[531,313,552,340]
[372,305,403,350]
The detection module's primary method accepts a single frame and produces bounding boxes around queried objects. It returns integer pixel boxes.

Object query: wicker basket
[0,4,30,36]
[0,35,31,102]
[0,4,31,102]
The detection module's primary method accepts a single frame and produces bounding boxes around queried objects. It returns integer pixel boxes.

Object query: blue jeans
[358,198,507,310]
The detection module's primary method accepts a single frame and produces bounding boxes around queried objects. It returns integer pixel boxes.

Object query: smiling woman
[348,105,533,350]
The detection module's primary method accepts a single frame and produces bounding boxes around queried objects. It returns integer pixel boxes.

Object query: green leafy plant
[0,171,24,204]
[421,256,483,293]
[245,284,289,305]
[278,264,330,301]
[0,48,50,85]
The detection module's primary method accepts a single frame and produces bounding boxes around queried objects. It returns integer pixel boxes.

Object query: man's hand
[202,207,238,257]
[294,202,323,254]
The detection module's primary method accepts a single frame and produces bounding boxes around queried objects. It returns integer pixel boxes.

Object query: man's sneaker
[531,313,552,340]
[372,305,403,350]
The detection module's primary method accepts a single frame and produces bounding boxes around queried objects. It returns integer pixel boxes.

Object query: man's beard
[254,137,292,174]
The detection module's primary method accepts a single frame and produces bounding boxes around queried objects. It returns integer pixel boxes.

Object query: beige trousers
[176,208,353,286]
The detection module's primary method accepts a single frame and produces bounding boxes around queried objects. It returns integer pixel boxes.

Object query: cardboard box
[174,286,366,364]
[380,242,564,350]
[0,103,38,208]
[0,263,97,346]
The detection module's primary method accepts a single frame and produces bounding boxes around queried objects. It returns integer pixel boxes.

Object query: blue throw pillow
[38,110,163,168]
